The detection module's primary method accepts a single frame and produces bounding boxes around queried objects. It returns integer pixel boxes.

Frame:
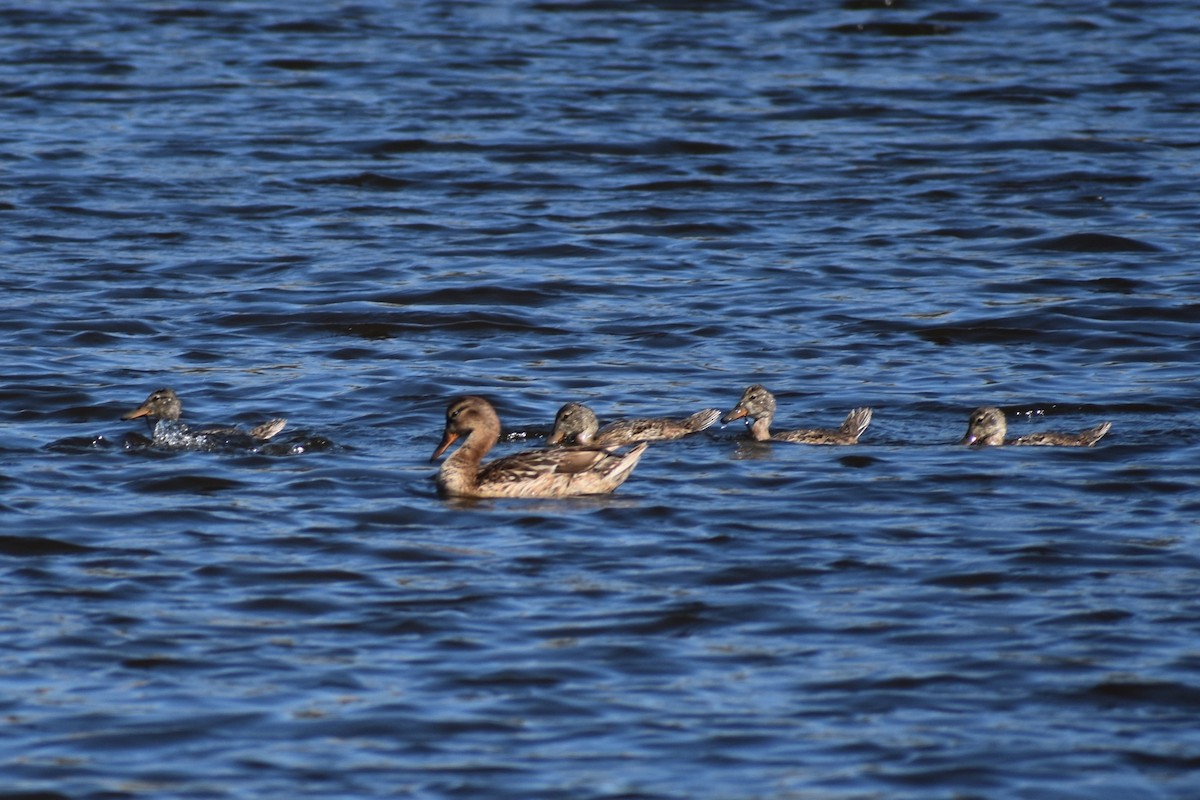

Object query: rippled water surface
[3,2,1200,798]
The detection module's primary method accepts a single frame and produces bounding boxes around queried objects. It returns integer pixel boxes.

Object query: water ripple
[2,2,1199,799]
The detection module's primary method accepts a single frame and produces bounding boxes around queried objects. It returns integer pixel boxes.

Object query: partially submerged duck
[431,395,647,498]
[959,406,1111,447]
[546,401,720,447]
[722,384,871,445]
[122,387,286,448]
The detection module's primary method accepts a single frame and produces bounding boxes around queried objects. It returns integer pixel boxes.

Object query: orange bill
[122,404,153,420]
[430,430,458,461]
[721,406,748,424]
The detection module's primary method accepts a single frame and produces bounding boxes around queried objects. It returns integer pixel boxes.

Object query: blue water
[3,2,1200,798]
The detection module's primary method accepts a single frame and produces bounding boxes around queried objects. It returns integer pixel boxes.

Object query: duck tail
[682,408,721,432]
[839,407,873,441]
[606,442,649,486]
[1081,421,1112,446]
[250,418,288,441]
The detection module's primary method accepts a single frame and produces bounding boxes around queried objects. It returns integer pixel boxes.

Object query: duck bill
[430,430,458,462]
[545,429,565,445]
[721,406,748,424]
[121,405,153,421]
[959,433,977,445]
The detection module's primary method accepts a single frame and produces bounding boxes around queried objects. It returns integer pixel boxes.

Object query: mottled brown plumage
[431,396,647,498]
[546,402,720,447]
[722,384,871,445]
[122,387,287,443]
[959,406,1111,447]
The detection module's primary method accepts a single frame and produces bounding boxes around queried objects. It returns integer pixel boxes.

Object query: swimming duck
[122,387,287,448]
[430,395,648,498]
[722,384,872,445]
[959,406,1111,447]
[546,401,720,447]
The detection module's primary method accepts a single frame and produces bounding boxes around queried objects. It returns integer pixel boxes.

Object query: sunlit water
[3,2,1199,798]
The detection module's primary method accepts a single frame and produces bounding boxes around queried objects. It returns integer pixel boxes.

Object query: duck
[722,384,872,445]
[122,387,287,448]
[546,401,720,447]
[959,406,1111,447]
[430,395,648,498]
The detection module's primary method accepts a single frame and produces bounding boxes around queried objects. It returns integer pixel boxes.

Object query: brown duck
[959,406,1111,447]
[430,395,648,498]
[122,387,287,446]
[722,384,871,445]
[546,401,720,447]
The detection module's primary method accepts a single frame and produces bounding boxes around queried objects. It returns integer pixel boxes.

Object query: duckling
[546,401,719,446]
[122,387,286,448]
[960,406,1111,447]
[722,384,871,445]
